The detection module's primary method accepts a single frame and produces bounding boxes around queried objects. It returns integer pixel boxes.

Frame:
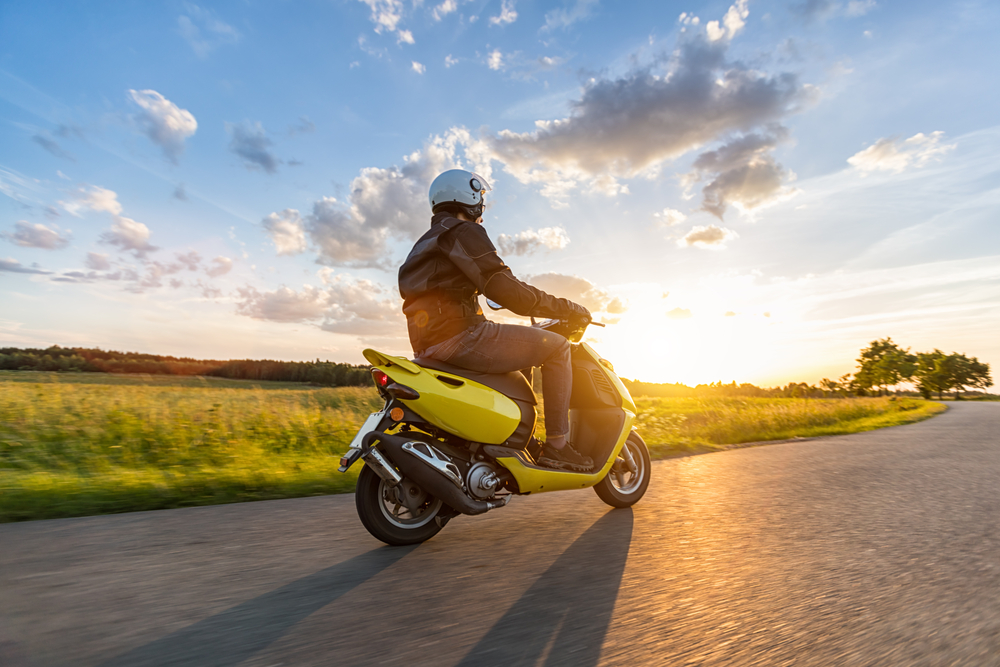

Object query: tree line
[823,338,993,399]
[622,338,992,400]
[620,379,834,399]
[2,340,993,398]
[0,346,371,387]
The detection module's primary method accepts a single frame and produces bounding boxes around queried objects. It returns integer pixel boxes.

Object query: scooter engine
[466,462,501,500]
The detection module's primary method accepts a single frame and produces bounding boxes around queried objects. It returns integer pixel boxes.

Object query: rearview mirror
[485,298,504,311]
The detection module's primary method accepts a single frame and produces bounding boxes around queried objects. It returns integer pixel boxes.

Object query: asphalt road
[2,402,999,666]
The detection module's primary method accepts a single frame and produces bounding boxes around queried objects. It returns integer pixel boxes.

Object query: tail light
[371,369,390,388]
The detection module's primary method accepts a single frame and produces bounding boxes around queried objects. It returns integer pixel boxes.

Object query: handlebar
[532,316,606,343]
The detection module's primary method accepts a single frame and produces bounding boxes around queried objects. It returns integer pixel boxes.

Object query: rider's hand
[567,301,591,326]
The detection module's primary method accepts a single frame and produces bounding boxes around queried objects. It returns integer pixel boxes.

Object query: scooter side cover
[363,348,521,444]
[497,409,636,494]
[579,342,637,413]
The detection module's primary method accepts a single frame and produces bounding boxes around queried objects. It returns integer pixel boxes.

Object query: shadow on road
[99,545,412,667]
[456,508,633,667]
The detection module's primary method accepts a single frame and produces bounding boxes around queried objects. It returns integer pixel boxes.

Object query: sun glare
[588,282,783,386]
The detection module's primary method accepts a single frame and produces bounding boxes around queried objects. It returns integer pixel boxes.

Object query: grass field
[633,395,946,458]
[0,371,945,522]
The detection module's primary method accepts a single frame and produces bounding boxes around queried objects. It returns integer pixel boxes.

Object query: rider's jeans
[420,321,572,438]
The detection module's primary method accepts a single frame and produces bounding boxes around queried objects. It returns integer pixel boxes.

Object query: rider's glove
[566,301,591,326]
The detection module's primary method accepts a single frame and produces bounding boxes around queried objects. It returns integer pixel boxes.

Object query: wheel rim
[610,440,645,494]
[378,479,442,529]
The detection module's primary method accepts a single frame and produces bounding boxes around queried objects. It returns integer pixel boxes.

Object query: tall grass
[0,373,944,522]
[633,396,945,456]
[0,378,382,521]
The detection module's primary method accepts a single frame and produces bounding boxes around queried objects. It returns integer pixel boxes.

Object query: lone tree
[913,350,992,399]
[855,338,916,396]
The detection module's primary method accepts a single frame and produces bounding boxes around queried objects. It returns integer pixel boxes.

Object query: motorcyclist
[398,169,594,472]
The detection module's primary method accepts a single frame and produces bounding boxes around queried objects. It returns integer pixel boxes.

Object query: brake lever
[589,322,606,328]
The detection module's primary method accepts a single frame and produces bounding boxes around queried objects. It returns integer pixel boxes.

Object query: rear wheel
[593,431,651,508]
[355,464,444,546]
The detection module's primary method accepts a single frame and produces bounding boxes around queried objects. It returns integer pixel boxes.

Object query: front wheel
[593,431,651,508]
[355,464,444,546]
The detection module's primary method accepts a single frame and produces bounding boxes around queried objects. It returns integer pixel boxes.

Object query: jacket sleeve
[445,221,581,319]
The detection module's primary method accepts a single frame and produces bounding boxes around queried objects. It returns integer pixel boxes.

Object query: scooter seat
[413,358,537,405]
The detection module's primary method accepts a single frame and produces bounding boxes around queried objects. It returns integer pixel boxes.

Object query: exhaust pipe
[370,432,510,516]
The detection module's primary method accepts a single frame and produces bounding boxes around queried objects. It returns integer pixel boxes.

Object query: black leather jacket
[398,213,585,354]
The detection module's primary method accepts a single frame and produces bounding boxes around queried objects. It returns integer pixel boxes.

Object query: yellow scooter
[338,316,650,545]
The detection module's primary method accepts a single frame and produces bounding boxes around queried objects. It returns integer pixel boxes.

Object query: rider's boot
[539,441,593,472]
[526,436,543,463]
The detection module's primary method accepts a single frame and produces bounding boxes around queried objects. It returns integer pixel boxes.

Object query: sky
[1,0,998,387]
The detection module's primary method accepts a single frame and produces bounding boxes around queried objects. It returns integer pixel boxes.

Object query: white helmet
[428,169,492,218]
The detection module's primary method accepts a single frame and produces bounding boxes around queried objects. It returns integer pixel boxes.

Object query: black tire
[355,464,444,546]
[593,431,651,508]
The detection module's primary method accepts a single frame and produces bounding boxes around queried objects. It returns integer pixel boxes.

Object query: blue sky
[1,0,998,386]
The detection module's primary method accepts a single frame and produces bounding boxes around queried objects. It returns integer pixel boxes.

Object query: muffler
[368,432,510,516]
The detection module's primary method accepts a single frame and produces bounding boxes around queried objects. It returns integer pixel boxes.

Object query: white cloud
[262,209,308,255]
[237,285,328,322]
[226,121,280,174]
[654,208,687,227]
[128,89,198,163]
[433,0,457,21]
[236,275,402,333]
[129,260,185,290]
[848,131,955,175]
[177,3,240,58]
[667,307,693,319]
[0,166,45,206]
[490,0,518,26]
[206,256,233,277]
[706,0,749,42]
[487,49,504,71]
[486,20,813,207]
[497,227,570,256]
[537,56,563,70]
[174,250,201,271]
[684,130,799,218]
[271,128,491,266]
[445,54,459,68]
[85,252,111,271]
[0,258,51,275]
[412,61,426,74]
[60,185,122,216]
[2,221,70,249]
[543,0,599,31]
[358,0,415,45]
[678,224,738,249]
[525,272,627,314]
[100,216,158,258]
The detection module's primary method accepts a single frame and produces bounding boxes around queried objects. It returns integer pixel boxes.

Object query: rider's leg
[422,322,591,470]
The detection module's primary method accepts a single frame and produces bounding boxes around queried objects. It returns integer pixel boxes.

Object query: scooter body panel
[496,409,635,494]
[577,342,636,413]
[363,348,521,444]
